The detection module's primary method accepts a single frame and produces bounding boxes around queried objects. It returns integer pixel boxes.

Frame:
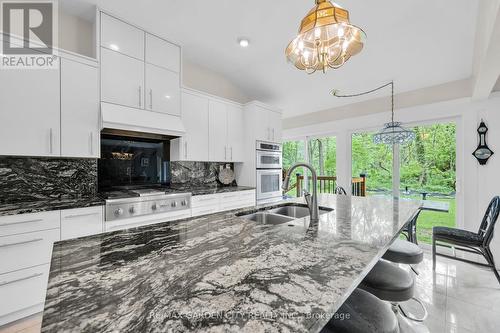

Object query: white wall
[182,60,250,104]
[59,10,95,58]
[284,93,500,262]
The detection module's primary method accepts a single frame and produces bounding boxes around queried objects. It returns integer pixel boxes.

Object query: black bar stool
[320,288,400,333]
[360,259,428,323]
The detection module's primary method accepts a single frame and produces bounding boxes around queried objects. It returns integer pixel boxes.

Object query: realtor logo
[1,0,58,69]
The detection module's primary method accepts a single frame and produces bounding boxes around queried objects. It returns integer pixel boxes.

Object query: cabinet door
[0,64,60,156]
[101,13,144,60]
[268,110,282,143]
[101,47,145,108]
[145,64,180,115]
[61,207,103,240]
[227,104,244,162]
[253,106,270,142]
[182,92,209,161]
[209,100,228,162]
[145,33,180,72]
[61,59,99,158]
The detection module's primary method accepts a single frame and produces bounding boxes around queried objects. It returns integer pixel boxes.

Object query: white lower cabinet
[0,264,50,326]
[61,207,104,241]
[0,229,60,275]
[191,190,256,217]
[0,207,104,326]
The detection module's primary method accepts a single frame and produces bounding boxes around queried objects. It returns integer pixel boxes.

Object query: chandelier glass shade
[285,0,366,74]
[373,122,416,145]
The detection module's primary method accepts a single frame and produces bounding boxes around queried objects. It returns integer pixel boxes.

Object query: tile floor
[0,251,498,333]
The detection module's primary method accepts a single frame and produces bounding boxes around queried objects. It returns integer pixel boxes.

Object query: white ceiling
[61,0,480,118]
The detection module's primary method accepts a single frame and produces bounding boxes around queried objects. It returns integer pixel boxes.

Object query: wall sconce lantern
[472,120,494,165]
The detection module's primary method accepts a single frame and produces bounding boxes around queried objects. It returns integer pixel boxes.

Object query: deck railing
[292,174,366,197]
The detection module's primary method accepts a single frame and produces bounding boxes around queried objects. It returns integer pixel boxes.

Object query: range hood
[101,102,186,137]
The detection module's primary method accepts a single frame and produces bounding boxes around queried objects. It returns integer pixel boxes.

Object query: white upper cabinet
[145,64,181,115]
[227,104,244,162]
[101,47,145,108]
[100,12,181,115]
[171,91,209,161]
[248,103,282,143]
[100,13,144,60]
[209,100,228,162]
[61,58,99,158]
[0,63,60,157]
[268,110,283,143]
[145,33,180,73]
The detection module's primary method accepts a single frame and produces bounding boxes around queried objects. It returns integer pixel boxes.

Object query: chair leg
[432,237,437,271]
[483,247,500,285]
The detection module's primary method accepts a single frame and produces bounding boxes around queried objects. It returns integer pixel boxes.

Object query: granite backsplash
[0,157,97,203]
[170,161,236,187]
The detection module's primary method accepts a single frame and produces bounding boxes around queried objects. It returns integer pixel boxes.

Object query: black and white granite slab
[0,156,97,202]
[166,185,255,196]
[41,195,421,333]
[0,196,105,217]
[170,161,236,187]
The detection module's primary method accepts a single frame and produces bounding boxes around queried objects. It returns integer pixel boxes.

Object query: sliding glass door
[351,132,392,197]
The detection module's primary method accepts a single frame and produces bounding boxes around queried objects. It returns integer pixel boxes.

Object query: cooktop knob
[129,207,135,214]
[114,208,124,216]
[181,200,187,206]
[151,204,157,211]
[171,201,177,208]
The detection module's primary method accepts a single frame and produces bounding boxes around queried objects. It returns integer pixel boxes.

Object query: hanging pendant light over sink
[285,0,366,74]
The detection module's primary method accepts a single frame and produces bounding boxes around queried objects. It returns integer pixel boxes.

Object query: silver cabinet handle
[149,89,153,109]
[272,128,275,141]
[49,128,53,154]
[0,238,43,248]
[89,132,93,156]
[184,141,188,159]
[63,212,99,219]
[231,147,233,161]
[0,219,43,227]
[224,146,227,160]
[139,86,142,107]
[0,273,43,287]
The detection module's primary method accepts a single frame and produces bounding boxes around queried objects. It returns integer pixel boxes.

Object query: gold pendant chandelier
[285,0,366,74]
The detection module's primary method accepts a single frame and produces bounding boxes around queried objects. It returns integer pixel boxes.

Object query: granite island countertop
[41,194,421,333]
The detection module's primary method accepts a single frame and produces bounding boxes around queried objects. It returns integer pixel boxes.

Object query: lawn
[404,196,456,244]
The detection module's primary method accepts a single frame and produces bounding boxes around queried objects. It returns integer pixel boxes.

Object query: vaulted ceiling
[62,0,480,118]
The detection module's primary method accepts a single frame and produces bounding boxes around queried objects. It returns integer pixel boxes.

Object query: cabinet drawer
[101,13,144,60]
[191,206,219,218]
[0,211,60,237]
[0,229,59,275]
[220,199,255,212]
[220,190,256,203]
[61,206,103,241]
[0,264,49,319]
[191,195,220,208]
[145,33,180,72]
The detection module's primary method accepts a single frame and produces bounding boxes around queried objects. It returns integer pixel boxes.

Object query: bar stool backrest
[335,186,347,195]
[479,196,500,246]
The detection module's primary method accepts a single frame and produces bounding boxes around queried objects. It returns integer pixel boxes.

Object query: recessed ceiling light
[238,38,249,48]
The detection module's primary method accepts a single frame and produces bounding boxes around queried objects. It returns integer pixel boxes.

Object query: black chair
[335,186,347,195]
[432,196,500,284]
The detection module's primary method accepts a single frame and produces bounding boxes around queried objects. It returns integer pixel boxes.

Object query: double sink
[237,204,333,225]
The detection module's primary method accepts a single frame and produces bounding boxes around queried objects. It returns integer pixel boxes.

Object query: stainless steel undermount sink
[242,212,295,225]
[268,205,332,219]
[238,204,333,225]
